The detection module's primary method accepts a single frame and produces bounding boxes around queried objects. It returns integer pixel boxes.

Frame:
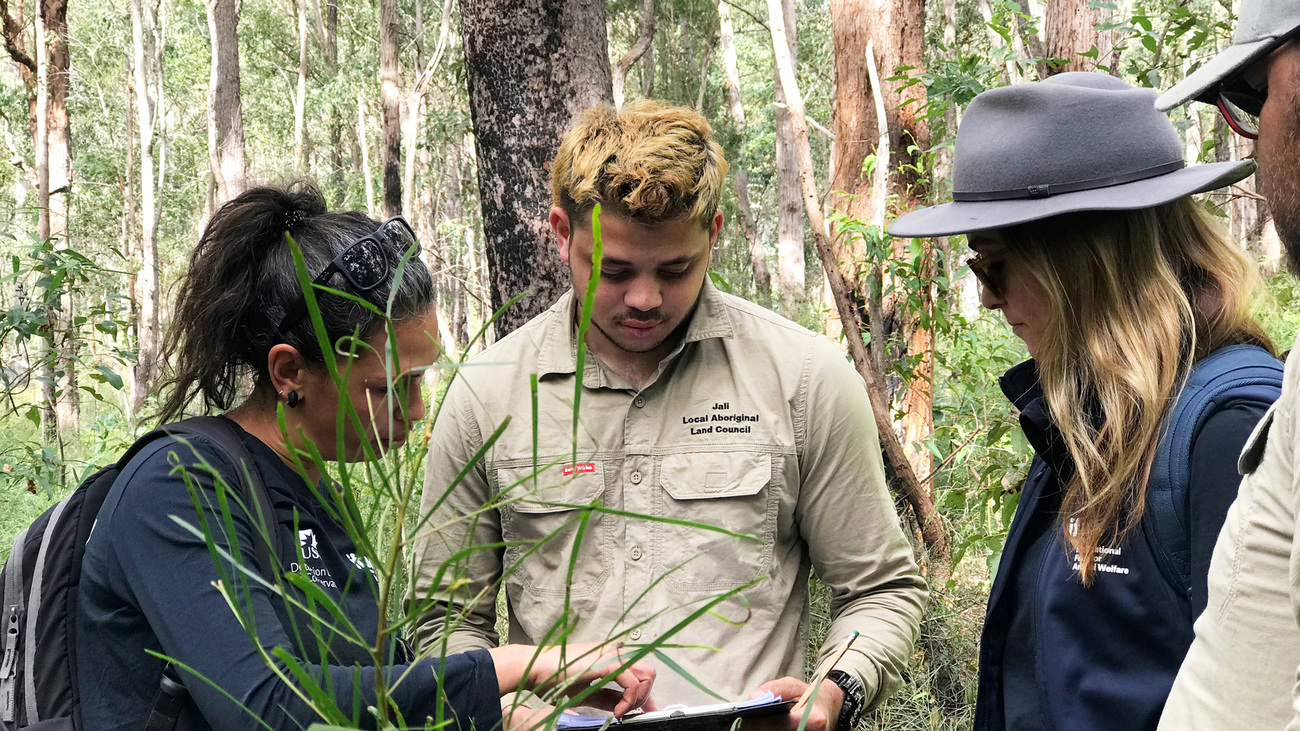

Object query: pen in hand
[794,630,860,710]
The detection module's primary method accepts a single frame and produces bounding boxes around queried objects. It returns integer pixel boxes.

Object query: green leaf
[93,365,123,390]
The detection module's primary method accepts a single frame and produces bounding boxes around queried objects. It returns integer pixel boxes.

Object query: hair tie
[285,209,305,232]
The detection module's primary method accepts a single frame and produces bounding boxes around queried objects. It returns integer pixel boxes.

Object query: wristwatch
[827,669,865,731]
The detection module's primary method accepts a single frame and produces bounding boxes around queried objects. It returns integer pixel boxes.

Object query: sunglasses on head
[277,215,420,336]
[966,249,1007,298]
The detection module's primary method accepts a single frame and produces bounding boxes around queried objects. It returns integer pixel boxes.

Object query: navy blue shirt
[982,360,1271,731]
[76,418,501,731]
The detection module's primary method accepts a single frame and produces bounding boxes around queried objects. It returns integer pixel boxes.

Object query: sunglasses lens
[966,255,1003,297]
[1219,91,1262,138]
[339,237,388,290]
[379,218,419,259]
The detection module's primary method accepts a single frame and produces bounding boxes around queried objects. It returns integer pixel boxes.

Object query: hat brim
[887,160,1255,238]
[1156,36,1284,111]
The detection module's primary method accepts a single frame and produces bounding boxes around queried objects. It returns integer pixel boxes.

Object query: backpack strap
[126,416,281,731]
[0,526,28,723]
[155,416,282,578]
[21,496,70,725]
[1146,344,1285,598]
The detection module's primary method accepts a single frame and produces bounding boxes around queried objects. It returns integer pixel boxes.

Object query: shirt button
[633,396,646,408]
[630,471,642,484]
[631,546,643,560]
[630,629,642,640]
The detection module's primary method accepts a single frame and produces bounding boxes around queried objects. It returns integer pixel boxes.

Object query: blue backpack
[1145,344,1284,599]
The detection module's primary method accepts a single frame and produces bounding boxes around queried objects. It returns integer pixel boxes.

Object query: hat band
[952,160,1185,202]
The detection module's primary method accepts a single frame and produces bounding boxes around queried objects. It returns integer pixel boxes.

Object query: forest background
[0,0,1297,728]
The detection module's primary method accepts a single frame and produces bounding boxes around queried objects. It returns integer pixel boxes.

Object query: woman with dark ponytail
[74,183,654,730]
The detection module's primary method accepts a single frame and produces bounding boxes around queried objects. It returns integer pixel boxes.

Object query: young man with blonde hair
[409,100,926,731]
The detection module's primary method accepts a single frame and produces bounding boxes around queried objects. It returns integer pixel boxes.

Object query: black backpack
[0,416,281,731]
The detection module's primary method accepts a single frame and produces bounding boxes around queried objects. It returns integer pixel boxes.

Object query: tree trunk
[379,0,401,217]
[325,0,342,202]
[0,0,36,132]
[207,0,245,204]
[718,0,769,298]
[358,92,375,215]
[460,0,613,336]
[294,0,307,174]
[34,0,54,441]
[772,0,803,304]
[640,34,655,97]
[613,0,654,109]
[402,0,453,215]
[40,0,73,434]
[1044,0,1112,74]
[130,0,161,412]
[824,0,943,560]
[767,0,949,574]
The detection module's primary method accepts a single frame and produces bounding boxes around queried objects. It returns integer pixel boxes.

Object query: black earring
[285,390,300,408]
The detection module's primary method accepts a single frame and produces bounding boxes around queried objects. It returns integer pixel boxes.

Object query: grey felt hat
[888,73,1256,239]
[1156,0,1300,111]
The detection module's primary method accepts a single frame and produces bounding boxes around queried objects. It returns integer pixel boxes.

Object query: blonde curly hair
[551,100,727,228]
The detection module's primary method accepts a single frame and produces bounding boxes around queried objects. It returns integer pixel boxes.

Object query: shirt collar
[534,278,735,380]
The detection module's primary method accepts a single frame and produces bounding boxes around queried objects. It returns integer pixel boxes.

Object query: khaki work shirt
[411,282,926,708]
[1158,331,1300,730]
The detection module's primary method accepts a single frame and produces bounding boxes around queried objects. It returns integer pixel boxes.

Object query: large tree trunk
[612,0,654,109]
[718,0,769,298]
[767,0,949,574]
[130,0,161,412]
[1044,0,1114,74]
[460,0,613,336]
[207,0,245,204]
[772,0,803,304]
[379,0,401,217]
[825,0,942,557]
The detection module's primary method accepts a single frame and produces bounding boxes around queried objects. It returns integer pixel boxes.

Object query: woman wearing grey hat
[890,72,1281,730]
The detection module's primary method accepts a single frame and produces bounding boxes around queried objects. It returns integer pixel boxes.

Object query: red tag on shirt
[562,463,596,476]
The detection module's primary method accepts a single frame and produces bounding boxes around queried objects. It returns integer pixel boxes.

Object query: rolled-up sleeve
[796,339,928,709]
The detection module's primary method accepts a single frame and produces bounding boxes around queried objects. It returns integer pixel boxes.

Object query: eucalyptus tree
[459,0,613,336]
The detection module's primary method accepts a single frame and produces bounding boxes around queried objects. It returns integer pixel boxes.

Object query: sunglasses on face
[966,249,1007,298]
[1218,84,1264,140]
[277,216,420,336]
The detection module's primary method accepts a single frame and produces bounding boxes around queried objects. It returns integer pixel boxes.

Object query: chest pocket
[497,462,611,600]
[653,451,776,593]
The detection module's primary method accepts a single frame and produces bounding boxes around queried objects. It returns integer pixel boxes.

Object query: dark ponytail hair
[155,182,434,424]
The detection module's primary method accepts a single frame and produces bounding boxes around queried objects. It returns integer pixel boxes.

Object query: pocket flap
[660,452,771,500]
[496,462,605,513]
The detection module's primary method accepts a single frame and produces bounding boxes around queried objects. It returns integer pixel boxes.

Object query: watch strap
[827,669,865,731]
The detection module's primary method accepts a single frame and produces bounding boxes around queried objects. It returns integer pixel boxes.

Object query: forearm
[815,575,928,708]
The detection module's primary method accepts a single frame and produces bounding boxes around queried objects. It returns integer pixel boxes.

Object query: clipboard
[554,691,795,731]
